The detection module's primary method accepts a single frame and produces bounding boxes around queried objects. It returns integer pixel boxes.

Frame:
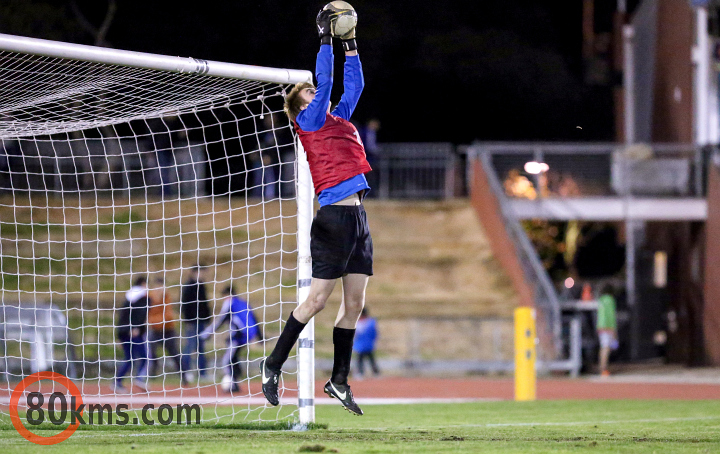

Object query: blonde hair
[283,81,315,123]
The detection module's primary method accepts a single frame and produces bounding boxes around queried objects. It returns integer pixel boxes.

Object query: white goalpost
[0,32,316,426]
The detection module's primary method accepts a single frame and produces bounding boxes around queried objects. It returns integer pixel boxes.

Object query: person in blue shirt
[261,5,370,416]
[201,285,262,393]
[354,307,379,378]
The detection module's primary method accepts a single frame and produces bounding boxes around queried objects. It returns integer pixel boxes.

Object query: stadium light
[524,161,550,174]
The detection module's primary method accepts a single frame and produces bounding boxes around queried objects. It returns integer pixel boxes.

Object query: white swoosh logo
[262,363,271,384]
[331,382,346,400]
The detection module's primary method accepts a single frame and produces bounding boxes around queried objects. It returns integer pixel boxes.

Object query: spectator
[113,276,149,393]
[146,116,183,198]
[547,171,582,197]
[504,169,537,199]
[359,119,381,197]
[557,173,581,197]
[147,276,185,383]
[353,308,379,378]
[247,151,279,199]
[201,285,262,393]
[597,284,618,377]
[247,114,286,199]
[180,264,211,382]
[262,113,296,198]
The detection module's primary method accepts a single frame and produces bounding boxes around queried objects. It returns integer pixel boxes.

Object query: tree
[70,0,117,46]
[0,0,84,42]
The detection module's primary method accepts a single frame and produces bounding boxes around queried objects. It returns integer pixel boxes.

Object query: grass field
[2,400,720,453]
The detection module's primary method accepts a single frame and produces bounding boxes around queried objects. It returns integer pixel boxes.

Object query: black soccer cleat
[323,379,363,416]
[260,359,280,406]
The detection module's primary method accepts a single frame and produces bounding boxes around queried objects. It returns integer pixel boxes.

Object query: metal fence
[375,142,458,199]
[0,139,707,201]
[473,142,706,199]
[0,137,208,198]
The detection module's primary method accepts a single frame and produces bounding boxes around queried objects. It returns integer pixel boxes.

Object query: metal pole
[569,316,582,378]
[693,7,710,146]
[692,7,711,194]
[695,146,703,197]
[296,139,315,425]
[444,148,456,199]
[623,25,635,145]
[532,146,543,195]
[626,218,639,360]
[0,32,312,85]
[380,155,390,199]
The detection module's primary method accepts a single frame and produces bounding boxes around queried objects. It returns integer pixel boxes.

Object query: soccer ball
[220,374,232,392]
[324,1,357,38]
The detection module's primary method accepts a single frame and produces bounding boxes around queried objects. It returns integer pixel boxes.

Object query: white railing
[473,142,706,198]
[375,143,457,199]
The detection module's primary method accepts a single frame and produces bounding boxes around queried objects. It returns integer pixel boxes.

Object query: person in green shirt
[596,284,618,377]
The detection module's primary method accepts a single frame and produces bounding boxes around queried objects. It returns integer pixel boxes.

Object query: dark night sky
[0,0,618,144]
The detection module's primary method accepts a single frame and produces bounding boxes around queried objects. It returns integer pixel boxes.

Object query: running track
[2,376,720,408]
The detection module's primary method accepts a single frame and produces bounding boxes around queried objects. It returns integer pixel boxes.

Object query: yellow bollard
[514,307,536,401]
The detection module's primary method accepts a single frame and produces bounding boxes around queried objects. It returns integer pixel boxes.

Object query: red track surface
[346,377,720,400]
[3,376,720,405]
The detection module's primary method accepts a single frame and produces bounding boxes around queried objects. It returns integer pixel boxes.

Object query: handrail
[469,146,563,357]
[465,141,706,198]
[466,142,698,155]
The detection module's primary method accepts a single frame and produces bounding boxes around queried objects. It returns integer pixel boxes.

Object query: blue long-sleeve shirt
[297,45,370,206]
[201,296,260,345]
[297,44,364,131]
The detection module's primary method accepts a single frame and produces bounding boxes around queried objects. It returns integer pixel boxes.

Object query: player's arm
[200,298,231,339]
[296,10,335,132]
[331,28,363,121]
[247,307,263,341]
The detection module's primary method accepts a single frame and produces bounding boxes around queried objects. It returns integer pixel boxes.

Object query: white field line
[104,415,720,433]
[389,415,720,431]
[587,375,720,385]
[11,415,720,439]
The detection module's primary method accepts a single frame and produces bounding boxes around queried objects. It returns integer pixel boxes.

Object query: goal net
[0,33,315,427]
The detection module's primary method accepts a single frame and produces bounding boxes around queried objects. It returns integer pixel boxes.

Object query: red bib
[296,113,372,194]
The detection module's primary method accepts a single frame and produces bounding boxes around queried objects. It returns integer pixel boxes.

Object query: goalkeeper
[260,5,370,416]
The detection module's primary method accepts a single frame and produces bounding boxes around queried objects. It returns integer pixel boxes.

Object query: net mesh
[0,47,304,425]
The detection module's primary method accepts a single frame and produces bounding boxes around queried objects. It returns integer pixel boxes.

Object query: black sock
[331,327,356,385]
[266,312,306,372]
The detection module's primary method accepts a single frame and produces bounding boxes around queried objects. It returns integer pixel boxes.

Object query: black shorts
[310,204,373,279]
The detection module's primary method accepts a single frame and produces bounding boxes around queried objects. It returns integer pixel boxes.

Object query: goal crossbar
[0,33,312,85]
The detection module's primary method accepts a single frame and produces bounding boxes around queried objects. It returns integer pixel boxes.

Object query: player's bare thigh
[293,277,336,323]
[335,273,369,329]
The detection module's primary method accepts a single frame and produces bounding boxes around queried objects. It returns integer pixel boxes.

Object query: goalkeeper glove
[341,27,357,52]
[316,9,333,45]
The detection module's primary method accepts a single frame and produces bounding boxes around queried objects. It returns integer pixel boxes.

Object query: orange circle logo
[9,371,84,445]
